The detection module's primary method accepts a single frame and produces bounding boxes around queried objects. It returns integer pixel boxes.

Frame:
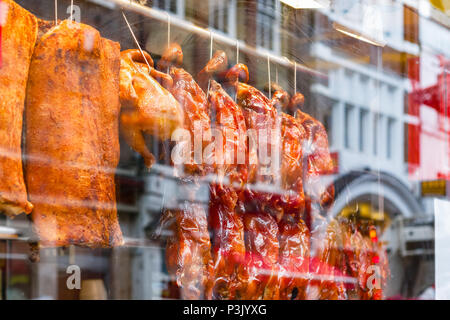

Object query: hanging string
[294,61,297,95]
[267,54,271,99]
[122,11,153,72]
[70,0,73,22]
[167,12,171,48]
[275,66,278,85]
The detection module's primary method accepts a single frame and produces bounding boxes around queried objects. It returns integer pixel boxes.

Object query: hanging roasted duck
[163,201,214,299]
[219,63,285,220]
[155,43,215,299]
[288,94,335,210]
[197,51,251,300]
[119,49,184,168]
[309,218,347,300]
[25,20,123,247]
[0,0,37,216]
[271,85,307,221]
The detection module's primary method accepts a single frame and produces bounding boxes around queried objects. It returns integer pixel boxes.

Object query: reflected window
[153,0,184,17]
[209,0,236,37]
[359,109,369,152]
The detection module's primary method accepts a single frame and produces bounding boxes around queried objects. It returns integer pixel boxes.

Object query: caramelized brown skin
[157,42,183,71]
[272,86,308,219]
[26,20,123,247]
[349,224,390,300]
[203,53,266,300]
[209,188,248,300]
[309,219,346,300]
[332,220,390,300]
[163,202,214,300]
[278,218,310,300]
[222,63,250,85]
[197,50,228,91]
[119,49,184,168]
[155,44,213,175]
[199,54,258,185]
[0,0,37,216]
[207,80,250,186]
[243,212,280,300]
[290,93,335,209]
[169,67,213,175]
[225,67,289,220]
[269,85,290,111]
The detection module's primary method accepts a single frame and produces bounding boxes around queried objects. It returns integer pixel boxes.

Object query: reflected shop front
[0,0,449,300]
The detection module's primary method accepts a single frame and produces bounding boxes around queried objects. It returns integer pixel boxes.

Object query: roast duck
[0,0,389,299]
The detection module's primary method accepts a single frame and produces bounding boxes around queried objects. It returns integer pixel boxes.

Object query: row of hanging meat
[0,0,389,299]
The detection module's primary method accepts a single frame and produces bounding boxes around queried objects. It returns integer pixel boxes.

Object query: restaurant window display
[0,0,448,300]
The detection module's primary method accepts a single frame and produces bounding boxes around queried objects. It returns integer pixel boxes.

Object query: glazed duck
[197,51,251,299]
[287,94,335,209]
[270,85,307,220]
[119,49,184,168]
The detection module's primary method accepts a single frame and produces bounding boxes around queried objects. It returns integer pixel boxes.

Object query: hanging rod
[92,0,328,80]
